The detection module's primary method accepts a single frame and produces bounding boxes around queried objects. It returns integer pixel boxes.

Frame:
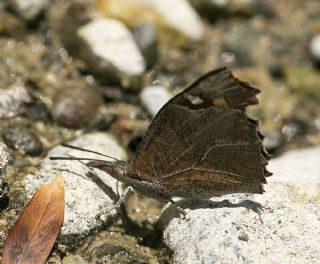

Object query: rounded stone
[52,85,101,128]
[2,126,43,156]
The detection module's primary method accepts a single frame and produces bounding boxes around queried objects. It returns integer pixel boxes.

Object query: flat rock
[140,85,172,117]
[161,146,320,264]
[9,0,50,20]
[77,18,145,89]
[24,133,126,241]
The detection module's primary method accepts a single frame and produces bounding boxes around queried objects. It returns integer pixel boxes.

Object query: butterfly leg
[96,186,134,221]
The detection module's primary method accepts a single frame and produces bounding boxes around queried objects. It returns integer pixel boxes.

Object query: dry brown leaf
[3,173,65,264]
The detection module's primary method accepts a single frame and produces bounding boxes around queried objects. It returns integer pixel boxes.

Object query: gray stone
[77,18,145,89]
[9,0,50,20]
[0,85,33,119]
[140,85,172,117]
[2,125,43,156]
[132,23,158,68]
[24,133,127,239]
[139,0,204,41]
[161,146,320,264]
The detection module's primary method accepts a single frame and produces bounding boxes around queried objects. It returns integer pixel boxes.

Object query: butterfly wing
[129,68,271,197]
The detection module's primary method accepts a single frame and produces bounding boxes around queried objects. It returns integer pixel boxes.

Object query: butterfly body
[87,68,272,200]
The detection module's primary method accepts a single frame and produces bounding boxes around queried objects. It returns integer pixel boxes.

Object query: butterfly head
[87,160,128,180]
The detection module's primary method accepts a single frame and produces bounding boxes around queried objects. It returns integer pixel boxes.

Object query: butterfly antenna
[61,143,120,161]
[49,157,109,162]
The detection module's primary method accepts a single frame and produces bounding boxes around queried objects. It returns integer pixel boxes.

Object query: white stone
[161,146,320,264]
[10,0,49,20]
[77,18,145,76]
[310,35,320,63]
[24,133,127,237]
[140,85,172,117]
[138,0,204,40]
[269,145,320,184]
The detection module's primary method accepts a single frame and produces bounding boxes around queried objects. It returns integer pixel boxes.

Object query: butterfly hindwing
[129,68,271,196]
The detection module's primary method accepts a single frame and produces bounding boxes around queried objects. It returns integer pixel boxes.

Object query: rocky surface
[24,133,127,244]
[1,0,320,262]
[161,146,320,264]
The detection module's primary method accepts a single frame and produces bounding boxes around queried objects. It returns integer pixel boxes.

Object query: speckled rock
[52,85,101,128]
[161,146,320,264]
[140,85,172,117]
[2,126,43,156]
[9,0,50,20]
[24,133,127,245]
[77,17,145,90]
[0,85,33,119]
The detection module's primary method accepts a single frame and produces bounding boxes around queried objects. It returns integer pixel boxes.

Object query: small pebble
[2,126,43,156]
[238,231,249,241]
[52,85,101,128]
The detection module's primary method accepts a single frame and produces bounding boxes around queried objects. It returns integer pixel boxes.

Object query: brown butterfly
[52,67,271,202]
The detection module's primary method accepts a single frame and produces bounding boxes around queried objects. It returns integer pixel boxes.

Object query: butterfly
[56,67,271,202]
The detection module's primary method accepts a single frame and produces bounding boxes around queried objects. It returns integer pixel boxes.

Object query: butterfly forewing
[129,68,270,196]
